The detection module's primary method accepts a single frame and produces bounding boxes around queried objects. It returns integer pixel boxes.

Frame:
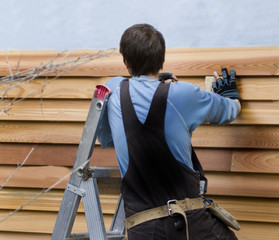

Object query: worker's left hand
[213,68,241,102]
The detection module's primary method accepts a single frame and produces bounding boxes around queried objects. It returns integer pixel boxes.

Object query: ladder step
[91,166,121,178]
[68,232,124,240]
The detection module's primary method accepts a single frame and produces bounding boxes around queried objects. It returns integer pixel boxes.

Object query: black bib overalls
[120,80,237,240]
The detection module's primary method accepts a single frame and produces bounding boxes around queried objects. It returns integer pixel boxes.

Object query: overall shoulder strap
[144,82,170,129]
[120,79,141,132]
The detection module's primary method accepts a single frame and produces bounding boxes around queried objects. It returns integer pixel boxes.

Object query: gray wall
[0,0,278,50]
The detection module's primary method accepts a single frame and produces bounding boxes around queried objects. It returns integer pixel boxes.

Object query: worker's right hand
[158,72,178,84]
[213,68,241,103]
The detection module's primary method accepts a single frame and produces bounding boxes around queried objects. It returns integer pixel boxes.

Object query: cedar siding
[0,47,279,239]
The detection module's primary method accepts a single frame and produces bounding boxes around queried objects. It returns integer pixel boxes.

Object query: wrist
[234,99,241,111]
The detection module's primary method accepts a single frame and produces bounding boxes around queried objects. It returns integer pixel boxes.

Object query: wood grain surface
[0,47,278,239]
[1,76,279,100]
[232,150,279,173]
[1,99,278,125]
[1,47,279,76]
[1,123,279,149]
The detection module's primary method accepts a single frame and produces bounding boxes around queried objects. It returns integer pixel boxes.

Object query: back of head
[120,24,165,77]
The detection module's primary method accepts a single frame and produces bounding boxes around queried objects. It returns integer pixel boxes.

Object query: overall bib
[120,80,237,240]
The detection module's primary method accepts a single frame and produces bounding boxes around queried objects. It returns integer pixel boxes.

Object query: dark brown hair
[120,24,165,76]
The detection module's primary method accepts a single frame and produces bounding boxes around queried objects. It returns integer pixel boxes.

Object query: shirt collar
[131,75,158,82]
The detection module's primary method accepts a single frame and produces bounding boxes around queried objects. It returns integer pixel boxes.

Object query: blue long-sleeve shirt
[98,75,240,177]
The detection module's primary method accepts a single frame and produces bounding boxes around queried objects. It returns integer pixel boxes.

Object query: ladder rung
[91,166,121,178]
[68,232,124,240]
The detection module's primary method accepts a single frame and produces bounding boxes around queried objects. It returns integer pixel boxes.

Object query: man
[98,24,240,240]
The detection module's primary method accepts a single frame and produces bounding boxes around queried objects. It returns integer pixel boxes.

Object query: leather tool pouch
[204,198,240,231]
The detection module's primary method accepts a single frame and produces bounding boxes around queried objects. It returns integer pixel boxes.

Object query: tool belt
[124,197,240,240]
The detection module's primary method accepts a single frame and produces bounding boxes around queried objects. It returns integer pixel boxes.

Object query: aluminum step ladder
[52,85,125,240]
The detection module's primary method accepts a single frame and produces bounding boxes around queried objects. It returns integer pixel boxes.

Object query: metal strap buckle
[167,199,177,216]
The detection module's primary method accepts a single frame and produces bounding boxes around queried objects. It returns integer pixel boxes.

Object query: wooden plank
[0,143,118,167]
[2,76,279,101]
[233,222,279,240]
[4,144,275,173]
[0,232,51,240]
[0,144,230,171]
[1,188,278,224]
[0,224,275,240]
[206,172,279,198]
[0,165,121,192]
[0,49,123,77]
[1,213,278,240]
[233,101,279,125]
[0,188,118,214]
[0,47,279,77]
[2,122,279,149]
[0,210,113,234]
[231,150,279,173]
[3,143,279,174]
[236,77,279,101]
[1,166,279,198]
[0,77,109,99]
[4,210,278,239]
[0,209,278,240]
[0,99,90,121]
[2,99,279,125]
[208,196,279,224]
[166,46,279,54]
[0,165,71,189]
[195,148,232,171]
[164,47,279,77]
[192,125,279,149]
[0,122,83,144]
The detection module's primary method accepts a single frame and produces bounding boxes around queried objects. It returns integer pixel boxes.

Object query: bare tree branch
[0,49,114,113]
[0,49,114,224]
[0,159,89,224]
[0,147,34,190]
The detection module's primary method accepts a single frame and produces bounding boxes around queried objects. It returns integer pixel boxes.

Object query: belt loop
[168,203,189,240]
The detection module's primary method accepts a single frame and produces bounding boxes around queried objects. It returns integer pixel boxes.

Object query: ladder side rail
[52,191,82,239]
[70,92,110,185]
[52,85,111,240]
[108,194,125,237]
[52,94,100,239]
[81,179,108,240]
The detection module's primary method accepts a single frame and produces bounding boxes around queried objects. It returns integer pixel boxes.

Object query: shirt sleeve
[169,82,241,133]
[97,76,125,148]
